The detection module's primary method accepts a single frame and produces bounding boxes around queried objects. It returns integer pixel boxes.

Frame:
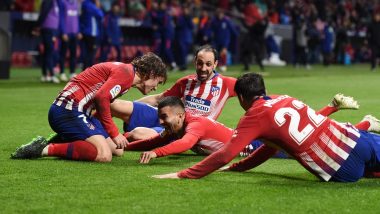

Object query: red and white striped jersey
[163,73,236,120]
[126,112,234,157]
[53,62,135,137]
[179,95,360,181]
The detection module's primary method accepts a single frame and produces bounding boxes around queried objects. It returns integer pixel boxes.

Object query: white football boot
[330,93,359,110]
[361,115,380,133]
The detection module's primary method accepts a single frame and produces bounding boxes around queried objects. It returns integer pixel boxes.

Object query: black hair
[158,96,185,111]
[131,52,167,83]
[234,73,266,103]
[194,44,218,62]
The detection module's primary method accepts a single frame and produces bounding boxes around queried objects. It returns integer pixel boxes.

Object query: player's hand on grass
[140,151,157,164]
[112,133,128,149]
[152,173,179,179]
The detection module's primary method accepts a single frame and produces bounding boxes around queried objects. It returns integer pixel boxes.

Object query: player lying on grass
[125,96,234,163]
[123,95,378,164]
[240,93,379,157]
[154,73,380,182]
[11,52,167,162]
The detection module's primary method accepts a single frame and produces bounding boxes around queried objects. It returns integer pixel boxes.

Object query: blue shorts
[331,131,380,182]
[250,140,290,158]
[123,101,163,133]
[48,104,109,142]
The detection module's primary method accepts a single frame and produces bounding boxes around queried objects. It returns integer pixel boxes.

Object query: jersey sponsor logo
[110,85,121,99]
[185,95,211,113]
[210,86,220,97]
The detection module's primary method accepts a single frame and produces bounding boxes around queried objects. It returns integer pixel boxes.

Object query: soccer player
[125,96,234,164]
[154,73,380,182]
[11,53,167,162]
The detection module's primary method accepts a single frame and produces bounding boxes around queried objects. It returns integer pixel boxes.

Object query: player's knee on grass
[86,135,113,162]
[129,127,159,141]
[95,148,113,162]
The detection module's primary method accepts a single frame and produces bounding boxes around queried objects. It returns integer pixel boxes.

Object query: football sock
[364,170,380,178]
[354,121,370,131]
[317,106,337,116]
[48,140,97,161]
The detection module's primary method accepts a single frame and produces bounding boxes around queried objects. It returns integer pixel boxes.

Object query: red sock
[48,140,98,161]
[364,170,380,178]
[317,106,337,116]
[355,121,370,131]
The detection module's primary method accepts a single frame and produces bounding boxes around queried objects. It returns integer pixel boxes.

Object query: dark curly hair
[131,52,167,83]
[235,73,266,103]
[158,96,185,111]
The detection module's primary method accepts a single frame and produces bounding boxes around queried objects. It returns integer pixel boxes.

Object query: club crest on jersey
[185,95,211,112]
[210,86,220,96]
[87,123,95,130]
[110,85,121,99]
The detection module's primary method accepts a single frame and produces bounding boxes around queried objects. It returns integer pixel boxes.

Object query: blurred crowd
[2,0,380,82]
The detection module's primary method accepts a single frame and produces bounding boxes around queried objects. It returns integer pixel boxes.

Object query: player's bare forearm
[137,93,164,106]
[110,99,133,122]
[152,173,180,179]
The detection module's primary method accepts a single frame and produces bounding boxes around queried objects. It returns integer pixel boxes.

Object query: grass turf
[1,64,380,213]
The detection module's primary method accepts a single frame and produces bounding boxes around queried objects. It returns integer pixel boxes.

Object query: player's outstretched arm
[126,134,169,151]
[228,144,278,172]
[137,93,164,107]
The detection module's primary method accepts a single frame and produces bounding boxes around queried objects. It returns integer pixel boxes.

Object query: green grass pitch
[1,64,380,213]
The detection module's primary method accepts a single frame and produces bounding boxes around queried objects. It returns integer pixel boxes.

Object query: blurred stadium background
[1,0,380,79]
[1,1,380,213]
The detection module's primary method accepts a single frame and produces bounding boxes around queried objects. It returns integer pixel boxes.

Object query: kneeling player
[11,53,167,162]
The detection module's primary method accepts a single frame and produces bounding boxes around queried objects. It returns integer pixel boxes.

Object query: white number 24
[274,100,326,145]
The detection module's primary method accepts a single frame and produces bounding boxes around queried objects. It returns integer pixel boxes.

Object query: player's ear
[213,60,218,69]
[237,94,248,110]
